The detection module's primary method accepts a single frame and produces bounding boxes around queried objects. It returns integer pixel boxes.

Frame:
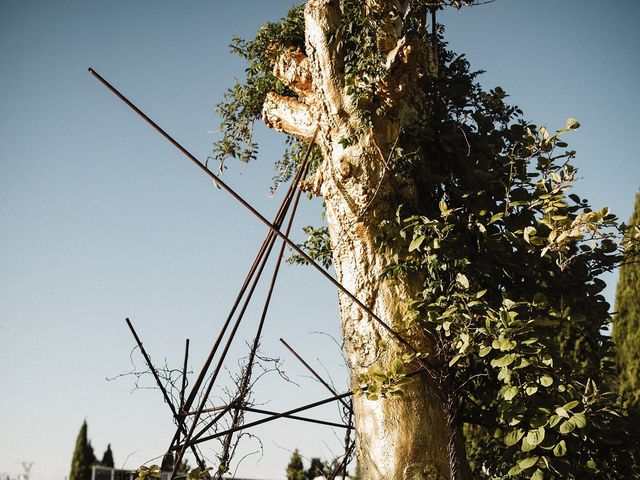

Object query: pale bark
[262,2,470,478]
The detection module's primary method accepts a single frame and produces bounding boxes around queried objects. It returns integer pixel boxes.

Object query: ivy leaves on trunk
[213,1,640,478]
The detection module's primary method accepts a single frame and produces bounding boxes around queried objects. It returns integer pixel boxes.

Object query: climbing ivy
[213,2,640,478]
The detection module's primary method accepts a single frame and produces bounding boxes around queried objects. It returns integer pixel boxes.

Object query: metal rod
[174,391,352,449]
[179,338,190,413]
[280,338,352,413]
[125,318,206,469]
[88,68,416,356]
[342,400,354,479]
[217,161,311,475]
[184,232,283,446]
[236,405,348,430]
[172,147,314,474]
[181,151,310,415]
[190,403,348,430]
[176,338,189,448]
[190,404,235,443]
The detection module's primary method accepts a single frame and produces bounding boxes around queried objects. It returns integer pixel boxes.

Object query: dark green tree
[305,457,325,480]
[614,190,640,409]
[100,445,114,469]
[69,421,96,480]
[286,449,305,480]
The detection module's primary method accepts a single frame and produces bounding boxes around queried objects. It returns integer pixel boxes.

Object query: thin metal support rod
[183,230,288,447]
[218,162,311,475]
[172,149,314,475]
[125,318,206,469]
[179,339,189,413]
[280,338,352,413]
[184,405,230,416]
[190,404,236,443]
[176,338,189,449]
[235,405,348,430]
[174,391,352,449]
[88,68,417,357]
[341,400,354,479]
[181,151,309,415]
[331,441,356,480]
[192,402,348,429]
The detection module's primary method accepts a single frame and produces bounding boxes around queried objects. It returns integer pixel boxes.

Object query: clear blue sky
[1,2,638,480]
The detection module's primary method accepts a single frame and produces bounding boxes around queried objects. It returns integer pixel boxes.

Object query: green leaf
[559,420,575,434]
[409,235,425,252]
[539,374,553,387]
[518,456,539,470]
[524,226,537,243]
[530,468,545,480]
[565,118,580,129]
[505,428,525,446]
[561,400,579,411]
[521,436,536,452]
[548,415,562,428]
[527,427,545,447]
[507,465,522,476]
[493,337,517,351]
[526,385,538,396]
[390,359,404,376]
[572,412,587,429]
[456,273,469,289]
[553,440,567,457]
[503,386,519,401]
[491,353,516,368]
[479,346,492,357]
[448,354,461,367]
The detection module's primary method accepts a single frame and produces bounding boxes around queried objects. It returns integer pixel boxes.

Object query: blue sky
[1,2,638,480]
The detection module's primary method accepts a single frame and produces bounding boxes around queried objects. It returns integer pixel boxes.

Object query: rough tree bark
[262,2,470,478]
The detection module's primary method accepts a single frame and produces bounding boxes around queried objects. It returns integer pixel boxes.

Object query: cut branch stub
[262,47,320,142]
[262,92,318,141]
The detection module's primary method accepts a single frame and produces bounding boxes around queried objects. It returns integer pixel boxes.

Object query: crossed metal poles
[89,68,425,479]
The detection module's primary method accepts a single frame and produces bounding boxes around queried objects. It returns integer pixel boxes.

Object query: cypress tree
[614,190,640,409]
[100,444,114,469]
[285,449,305,480]
[69,421,95,480]
[305,458,325,480]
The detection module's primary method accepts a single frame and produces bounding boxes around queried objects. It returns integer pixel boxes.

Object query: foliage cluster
[614,191,640,411]
[212,2,640,478]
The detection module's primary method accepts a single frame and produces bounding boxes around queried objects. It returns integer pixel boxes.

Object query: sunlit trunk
[261,1,471,477]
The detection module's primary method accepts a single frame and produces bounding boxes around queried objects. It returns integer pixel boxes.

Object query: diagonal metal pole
[168,145,311,476]
[230,405,348,430]
[174,338,190,450]
[180,152,310,416]
[184,402,348,430]
[217,160,313,475]
[280,338,352,413]
[125,318,206,469]
[173,391,353,449]
[341,399,354,479]
[171,132,316,478]
[88,68,419,357]
[176,217,287,466]
[179,339,190,414]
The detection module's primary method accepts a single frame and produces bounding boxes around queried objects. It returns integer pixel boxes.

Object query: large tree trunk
[263,2,470,478]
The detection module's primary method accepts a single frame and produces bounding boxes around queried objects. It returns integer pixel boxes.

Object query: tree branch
[262,92,318,141]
